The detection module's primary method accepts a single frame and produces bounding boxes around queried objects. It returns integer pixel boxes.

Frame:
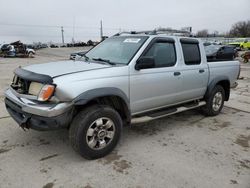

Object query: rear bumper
[4,88,74,131]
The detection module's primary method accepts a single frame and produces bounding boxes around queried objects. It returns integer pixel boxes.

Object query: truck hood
[23,60,111,78]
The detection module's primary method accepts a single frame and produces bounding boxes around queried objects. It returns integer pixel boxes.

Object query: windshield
[85,36,148,64]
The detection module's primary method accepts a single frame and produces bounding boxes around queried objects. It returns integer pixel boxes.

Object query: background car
[70,51,87,60]
[0,44,10,52]
[205,45,237,61]
[240,40,250,50]
[0,42,35,57]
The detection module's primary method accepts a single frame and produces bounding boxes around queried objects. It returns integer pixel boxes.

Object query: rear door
[179,38,209,101]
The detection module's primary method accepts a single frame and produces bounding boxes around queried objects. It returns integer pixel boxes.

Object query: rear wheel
[202,85,225,116]
[69,105,122,159]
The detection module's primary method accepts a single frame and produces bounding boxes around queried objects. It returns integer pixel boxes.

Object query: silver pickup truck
[4,32,240,159]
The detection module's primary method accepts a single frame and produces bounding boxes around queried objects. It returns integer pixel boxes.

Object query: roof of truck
[111,30,201,42]
[113,30,191,37]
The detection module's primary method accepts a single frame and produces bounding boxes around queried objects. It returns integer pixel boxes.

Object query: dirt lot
[0,48,249,188]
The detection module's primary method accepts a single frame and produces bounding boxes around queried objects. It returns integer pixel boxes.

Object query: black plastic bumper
[5,98,73,131]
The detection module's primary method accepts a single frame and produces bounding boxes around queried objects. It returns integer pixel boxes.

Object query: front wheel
[69,105,122,159]
[202,85,225,116]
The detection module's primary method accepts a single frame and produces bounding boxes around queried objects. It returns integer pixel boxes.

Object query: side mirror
[135,57,155,70]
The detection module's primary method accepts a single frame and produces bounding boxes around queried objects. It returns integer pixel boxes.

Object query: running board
[131,101,206,124]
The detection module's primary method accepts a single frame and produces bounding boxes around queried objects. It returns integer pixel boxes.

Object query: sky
[0,0,249,44]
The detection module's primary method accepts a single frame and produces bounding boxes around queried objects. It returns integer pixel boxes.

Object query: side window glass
[143,41,176,68]
[181,43,201,65]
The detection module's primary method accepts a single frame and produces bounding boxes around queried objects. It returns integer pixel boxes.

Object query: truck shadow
[1,108,234,162]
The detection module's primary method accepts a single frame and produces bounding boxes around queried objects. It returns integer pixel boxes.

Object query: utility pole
[61,26,64,45]
[73,16,75,44]
[100,20,103,40]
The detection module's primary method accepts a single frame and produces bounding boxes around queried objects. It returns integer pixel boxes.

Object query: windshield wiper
[82,54,90,61]
[92,57,116,65]
[76,54,89,62]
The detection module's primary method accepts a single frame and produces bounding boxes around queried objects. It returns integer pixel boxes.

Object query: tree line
[196,20,250,38]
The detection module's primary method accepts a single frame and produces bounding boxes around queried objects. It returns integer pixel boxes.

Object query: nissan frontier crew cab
[5,31,240,159]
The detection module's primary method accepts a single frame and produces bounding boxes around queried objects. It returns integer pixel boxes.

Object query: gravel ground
[0,48,249,188]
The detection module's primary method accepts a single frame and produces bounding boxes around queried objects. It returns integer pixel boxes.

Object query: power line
[0,23,59,28]
[0,22,120,30]
[0,34,101,38]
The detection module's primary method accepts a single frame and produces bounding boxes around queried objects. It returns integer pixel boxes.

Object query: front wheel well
[74,95,131,125]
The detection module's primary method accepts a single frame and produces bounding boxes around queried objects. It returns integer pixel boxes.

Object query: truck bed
[208,60,240,87]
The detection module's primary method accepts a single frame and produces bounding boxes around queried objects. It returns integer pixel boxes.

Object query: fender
[205,76,230,100]
[73,87,130,108]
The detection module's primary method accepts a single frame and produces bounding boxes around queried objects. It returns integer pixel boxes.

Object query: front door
[129,38,183,114]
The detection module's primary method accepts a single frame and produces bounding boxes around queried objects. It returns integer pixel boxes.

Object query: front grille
[11,75,31,94]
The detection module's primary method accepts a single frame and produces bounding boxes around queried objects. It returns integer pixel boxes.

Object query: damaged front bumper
[4,88,74,131]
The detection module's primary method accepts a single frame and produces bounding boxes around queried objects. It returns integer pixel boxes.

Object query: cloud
[0,0,249,43]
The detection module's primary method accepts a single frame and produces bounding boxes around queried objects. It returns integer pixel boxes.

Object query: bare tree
[229,20,250,37]
[196,29,209,37]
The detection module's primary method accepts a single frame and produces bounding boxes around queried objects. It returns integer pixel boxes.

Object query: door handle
[174,72,181,76]
[199,69,205,73]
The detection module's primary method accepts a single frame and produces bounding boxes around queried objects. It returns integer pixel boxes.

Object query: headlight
[37,84,55,101]
[29,82,43,95]
[28,82,55,101]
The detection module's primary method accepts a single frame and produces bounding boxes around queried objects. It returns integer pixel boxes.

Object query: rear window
[181,43,201,65]
[223,47,234,53]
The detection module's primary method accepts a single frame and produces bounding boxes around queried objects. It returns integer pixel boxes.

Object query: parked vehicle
[205,45,236,61]
[228,38,250,50]
[0,44,10,53]
[50,44,59,48]
[70,51,87,60]
[240,39,250,50]
[0,44,16,57]
[203,42,212,46]
[0,41,35,58]
[5,32,240,159]
[28,43,48,50]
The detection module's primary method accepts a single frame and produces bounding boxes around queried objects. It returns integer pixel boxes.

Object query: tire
[69,105,122,159]
[28,52,34,58]
[202,85,225,116]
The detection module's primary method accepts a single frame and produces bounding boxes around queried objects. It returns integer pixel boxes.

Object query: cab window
[143,41,176,68]
[181,40,201,65]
